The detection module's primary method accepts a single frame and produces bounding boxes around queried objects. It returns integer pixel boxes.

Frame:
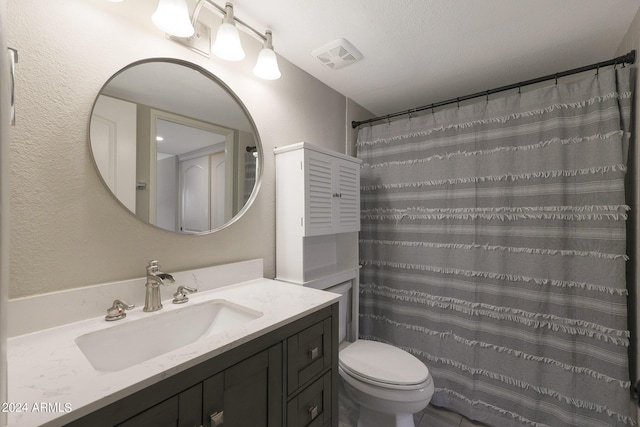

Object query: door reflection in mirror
[153,116,231,233]
[89,59,261,234]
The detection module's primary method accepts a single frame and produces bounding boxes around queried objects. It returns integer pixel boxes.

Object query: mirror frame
[88,58,263,235]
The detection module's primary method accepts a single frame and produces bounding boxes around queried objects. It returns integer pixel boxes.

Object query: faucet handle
[147,260,160,273]
[172,286,197,304]
[105,299,135,321]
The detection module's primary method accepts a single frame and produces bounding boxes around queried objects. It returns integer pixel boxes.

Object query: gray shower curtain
[357,67,634,427]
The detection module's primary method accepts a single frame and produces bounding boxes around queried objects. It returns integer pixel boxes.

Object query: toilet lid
[339,340,430,386]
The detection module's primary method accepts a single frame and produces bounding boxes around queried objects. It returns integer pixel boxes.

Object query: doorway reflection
[154,118,229,233]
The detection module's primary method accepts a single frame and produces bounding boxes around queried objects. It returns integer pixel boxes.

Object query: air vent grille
[311,38,362,70]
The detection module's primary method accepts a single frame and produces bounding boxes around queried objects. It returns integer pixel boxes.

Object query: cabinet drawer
[287,371,332,427]
[287,318,332,394]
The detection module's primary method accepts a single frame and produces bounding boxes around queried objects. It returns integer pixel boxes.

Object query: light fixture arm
[191,0,268,44]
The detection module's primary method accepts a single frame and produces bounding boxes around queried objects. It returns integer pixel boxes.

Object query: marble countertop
[7,278,339,427]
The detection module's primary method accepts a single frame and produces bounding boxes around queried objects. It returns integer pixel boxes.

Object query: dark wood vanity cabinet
[202,345,283,427]
[65,304,338,427]
[116,384,201,427]
[286,318,334,427]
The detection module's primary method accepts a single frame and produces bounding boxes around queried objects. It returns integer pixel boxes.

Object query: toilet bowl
[338,339,434,427]
[327,281,434,427]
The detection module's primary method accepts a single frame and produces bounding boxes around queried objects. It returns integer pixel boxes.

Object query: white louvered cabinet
[305,148,360,235]
[275,142,361,288]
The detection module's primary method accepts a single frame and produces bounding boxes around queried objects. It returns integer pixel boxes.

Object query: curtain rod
[352,50,636,129]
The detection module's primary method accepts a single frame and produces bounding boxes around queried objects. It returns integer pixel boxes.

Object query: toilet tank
[327,281,353,343]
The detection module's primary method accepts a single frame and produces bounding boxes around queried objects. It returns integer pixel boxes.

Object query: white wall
[5,0,371,299]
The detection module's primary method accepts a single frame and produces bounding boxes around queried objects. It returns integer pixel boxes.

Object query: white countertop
[7,278,339,427]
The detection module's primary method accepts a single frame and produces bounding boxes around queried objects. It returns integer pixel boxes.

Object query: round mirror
[89,58,262,234]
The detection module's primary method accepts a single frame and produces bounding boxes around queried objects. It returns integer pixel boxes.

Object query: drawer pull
[308,347,319,360]
[210,410,224,426]
[308,405,319,420]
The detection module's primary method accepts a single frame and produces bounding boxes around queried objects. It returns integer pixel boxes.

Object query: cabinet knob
[332,192,343,198]
[308,405,319,420]
[308,346,320,360]
[210,410,224,426]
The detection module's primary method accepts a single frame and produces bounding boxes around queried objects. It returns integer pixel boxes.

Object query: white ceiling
[229,0,640,117]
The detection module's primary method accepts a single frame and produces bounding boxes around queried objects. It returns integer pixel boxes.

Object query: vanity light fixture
[152,0,195,39]
[211,2,245,61]
[253,30,281,80]
[151,0,282,80]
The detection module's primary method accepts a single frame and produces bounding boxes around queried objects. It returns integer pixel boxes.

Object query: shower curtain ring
[555,73,558,85]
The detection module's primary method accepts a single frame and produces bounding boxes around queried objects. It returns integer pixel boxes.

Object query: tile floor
[414,405,487,427]
[339,382,487,427]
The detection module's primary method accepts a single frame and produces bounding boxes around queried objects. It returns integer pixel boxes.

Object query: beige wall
[6,0,372,298]
[1,0,8,422]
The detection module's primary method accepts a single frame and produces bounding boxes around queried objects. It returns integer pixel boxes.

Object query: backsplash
[7,259,263,337]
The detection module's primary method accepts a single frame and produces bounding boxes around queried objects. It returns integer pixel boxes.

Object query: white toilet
[329,282,434,427]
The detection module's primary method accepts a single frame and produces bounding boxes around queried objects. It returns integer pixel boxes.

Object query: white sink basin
[75,299,263,372]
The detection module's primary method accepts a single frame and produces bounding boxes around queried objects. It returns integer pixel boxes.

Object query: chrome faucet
[143,260,175,312]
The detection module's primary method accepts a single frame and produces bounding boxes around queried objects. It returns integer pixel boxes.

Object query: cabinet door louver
[335,160,360,232]
[305,152,334,235]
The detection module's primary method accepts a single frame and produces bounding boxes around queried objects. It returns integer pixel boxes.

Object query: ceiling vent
[311,38,362,70]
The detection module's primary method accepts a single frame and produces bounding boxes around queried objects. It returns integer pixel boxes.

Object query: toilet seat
[339,340,431,390]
